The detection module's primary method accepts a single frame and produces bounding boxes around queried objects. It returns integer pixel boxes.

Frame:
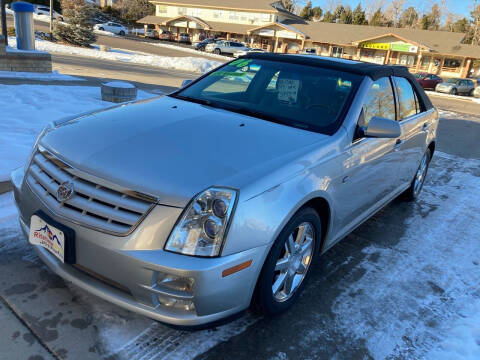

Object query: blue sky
[310,0,473,18]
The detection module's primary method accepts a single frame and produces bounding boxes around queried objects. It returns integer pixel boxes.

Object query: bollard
[101,82,137,103]
[11,1,35,50]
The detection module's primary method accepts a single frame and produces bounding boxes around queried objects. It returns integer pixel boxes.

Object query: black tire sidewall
[255,207,322,315]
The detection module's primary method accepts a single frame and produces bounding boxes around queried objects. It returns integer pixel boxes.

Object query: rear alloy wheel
[450,88,457,95]
[402,149,431,201]
[254,207,321,315]
[214,48,221,55]
[99,27,104,31]
[119,30,125,36]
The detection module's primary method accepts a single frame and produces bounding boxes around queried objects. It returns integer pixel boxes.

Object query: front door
[332,77,403,236]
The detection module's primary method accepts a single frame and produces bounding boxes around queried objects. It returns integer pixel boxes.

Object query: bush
[54,23,96,47]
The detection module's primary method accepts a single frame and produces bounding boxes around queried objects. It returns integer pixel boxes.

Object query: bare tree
[384,0,406,27]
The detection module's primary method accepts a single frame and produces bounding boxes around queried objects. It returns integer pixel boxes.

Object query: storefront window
[443,58,462,69]
[332,47,343,58]
[399,54,417,67]
[420,56,430,67]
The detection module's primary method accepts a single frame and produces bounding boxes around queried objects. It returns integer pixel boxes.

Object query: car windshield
[171,59,361,135]
[445,78,460,84]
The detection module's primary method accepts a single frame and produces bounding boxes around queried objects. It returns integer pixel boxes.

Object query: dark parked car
[414,73,443,90]
[194,38,216,51]
[159,30,175,42]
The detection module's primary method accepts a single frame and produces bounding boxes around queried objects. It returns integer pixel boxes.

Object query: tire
[253,207,322,316]
[450,88,457,95]
[214,48,221,55]
[99,27,104,31]
[469,89,474,97]
[401,148,432,202]
[119,31,125,36]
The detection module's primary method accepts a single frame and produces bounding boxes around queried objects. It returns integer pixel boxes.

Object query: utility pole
[49,0,53,40]
[1,0,7,46]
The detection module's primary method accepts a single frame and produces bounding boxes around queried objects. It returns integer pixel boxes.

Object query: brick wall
[0,35,53,73]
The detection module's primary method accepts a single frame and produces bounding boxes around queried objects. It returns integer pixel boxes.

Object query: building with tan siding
[138,0,480,78]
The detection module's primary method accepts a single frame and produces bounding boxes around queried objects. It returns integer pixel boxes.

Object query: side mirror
[181,79,193,88]
[362,116,401,138]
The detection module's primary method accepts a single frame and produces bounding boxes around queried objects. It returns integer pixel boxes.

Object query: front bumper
[12,167,269,326]
[436,86,453,94]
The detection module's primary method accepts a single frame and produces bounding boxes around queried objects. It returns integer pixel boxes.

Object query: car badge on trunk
[56,181,74,202]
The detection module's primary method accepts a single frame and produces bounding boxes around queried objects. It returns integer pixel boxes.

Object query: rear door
[392,76,430,186]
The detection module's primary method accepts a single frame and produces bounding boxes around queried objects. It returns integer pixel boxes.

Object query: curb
[0,181,12,194]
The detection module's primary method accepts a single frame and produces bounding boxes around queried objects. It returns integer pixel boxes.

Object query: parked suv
[178,33,191,44]
[206,41,248,56]
[435,78,475,96]
[94,22,128,36]
[159,30,175,42]
[414,73,443,90]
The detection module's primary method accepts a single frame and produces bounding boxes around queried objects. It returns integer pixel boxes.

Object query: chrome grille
[26,146,156,235]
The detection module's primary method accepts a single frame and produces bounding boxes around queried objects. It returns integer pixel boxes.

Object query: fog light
[157,294,196,312]
[156,273,194,293]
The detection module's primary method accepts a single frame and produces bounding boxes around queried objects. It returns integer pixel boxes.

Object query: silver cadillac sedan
[12,54,438,327]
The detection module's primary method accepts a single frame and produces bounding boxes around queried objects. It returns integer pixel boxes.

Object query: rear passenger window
[360,77,395,127]
[394,77,418,120]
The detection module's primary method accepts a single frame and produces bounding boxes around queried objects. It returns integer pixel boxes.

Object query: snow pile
[0,70,81,81]
[8,36,222,74]
[332,152,480,359]
[150,41,230,61]
[0,85,157,181]
[426,90,480,104]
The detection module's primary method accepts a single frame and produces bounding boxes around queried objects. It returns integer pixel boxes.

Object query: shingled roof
[149,0,279,12]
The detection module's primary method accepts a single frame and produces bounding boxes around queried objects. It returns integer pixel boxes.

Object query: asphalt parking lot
[1,103,479,359]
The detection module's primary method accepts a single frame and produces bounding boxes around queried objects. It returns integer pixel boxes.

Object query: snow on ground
[427,90,480,104]
[0,69,82,81]
[0,84,157,182]
[332,152,480,359]
[8,36,222,74]
[149,41,230,61]
[0,151,479,359]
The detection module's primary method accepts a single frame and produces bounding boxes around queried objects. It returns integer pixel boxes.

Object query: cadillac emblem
[56,181,74,202]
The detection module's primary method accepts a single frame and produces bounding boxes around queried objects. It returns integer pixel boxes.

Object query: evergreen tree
[323,11,335,23]
[333,5,345,22]
[469,4,480,45]
[312,7,323,22]
[399,7,418,28]
[451,18,470,33]
[281,0,296,13]
[420,14,431,30]
[125,0,155,22]
[54,0,96,47]
[340,5,353,24]
[300,1,313,20]
[352,4,367,25]
[370,8,387,27]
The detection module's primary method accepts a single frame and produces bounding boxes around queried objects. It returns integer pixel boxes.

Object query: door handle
[423,122,431,130]
[394,138,403,150]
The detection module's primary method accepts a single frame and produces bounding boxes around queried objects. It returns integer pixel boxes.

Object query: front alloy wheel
[402,148,431,201]
[272,222,315,302]
[254,207,321,315]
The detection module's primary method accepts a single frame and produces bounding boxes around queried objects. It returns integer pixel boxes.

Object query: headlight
[165,187,238,257]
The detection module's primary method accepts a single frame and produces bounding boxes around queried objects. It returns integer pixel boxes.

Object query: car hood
[41,96,327,208]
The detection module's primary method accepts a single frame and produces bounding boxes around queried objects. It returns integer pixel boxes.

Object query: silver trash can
[11,1,35,51]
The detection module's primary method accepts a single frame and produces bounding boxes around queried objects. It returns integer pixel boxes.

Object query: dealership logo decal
[34,224,63,250]
[56,181,74,202]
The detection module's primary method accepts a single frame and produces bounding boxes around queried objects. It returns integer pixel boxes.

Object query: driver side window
[359,77,395,128]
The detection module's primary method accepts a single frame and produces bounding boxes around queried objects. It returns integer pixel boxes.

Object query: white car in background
[233,48,266,58]
[34,5,63,21]
[94,22,128,36]
[205,40,248,56]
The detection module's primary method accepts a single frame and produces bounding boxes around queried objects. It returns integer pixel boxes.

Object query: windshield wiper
[170,94,214,107]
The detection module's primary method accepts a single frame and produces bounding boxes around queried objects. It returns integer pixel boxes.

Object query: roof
[149,0,279,12]
[242,52,433,109]
[137,15,170,24]
[291,22,480,57]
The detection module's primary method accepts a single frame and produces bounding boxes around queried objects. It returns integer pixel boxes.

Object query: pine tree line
[293,1,480,45]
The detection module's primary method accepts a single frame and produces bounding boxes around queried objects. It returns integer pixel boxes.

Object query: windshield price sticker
[278,79,300,104]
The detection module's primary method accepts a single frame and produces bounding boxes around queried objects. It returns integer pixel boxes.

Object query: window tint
[360,77,395,127]
[394,77,417,120]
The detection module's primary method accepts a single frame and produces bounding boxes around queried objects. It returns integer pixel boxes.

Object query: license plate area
[29,211,76,264]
